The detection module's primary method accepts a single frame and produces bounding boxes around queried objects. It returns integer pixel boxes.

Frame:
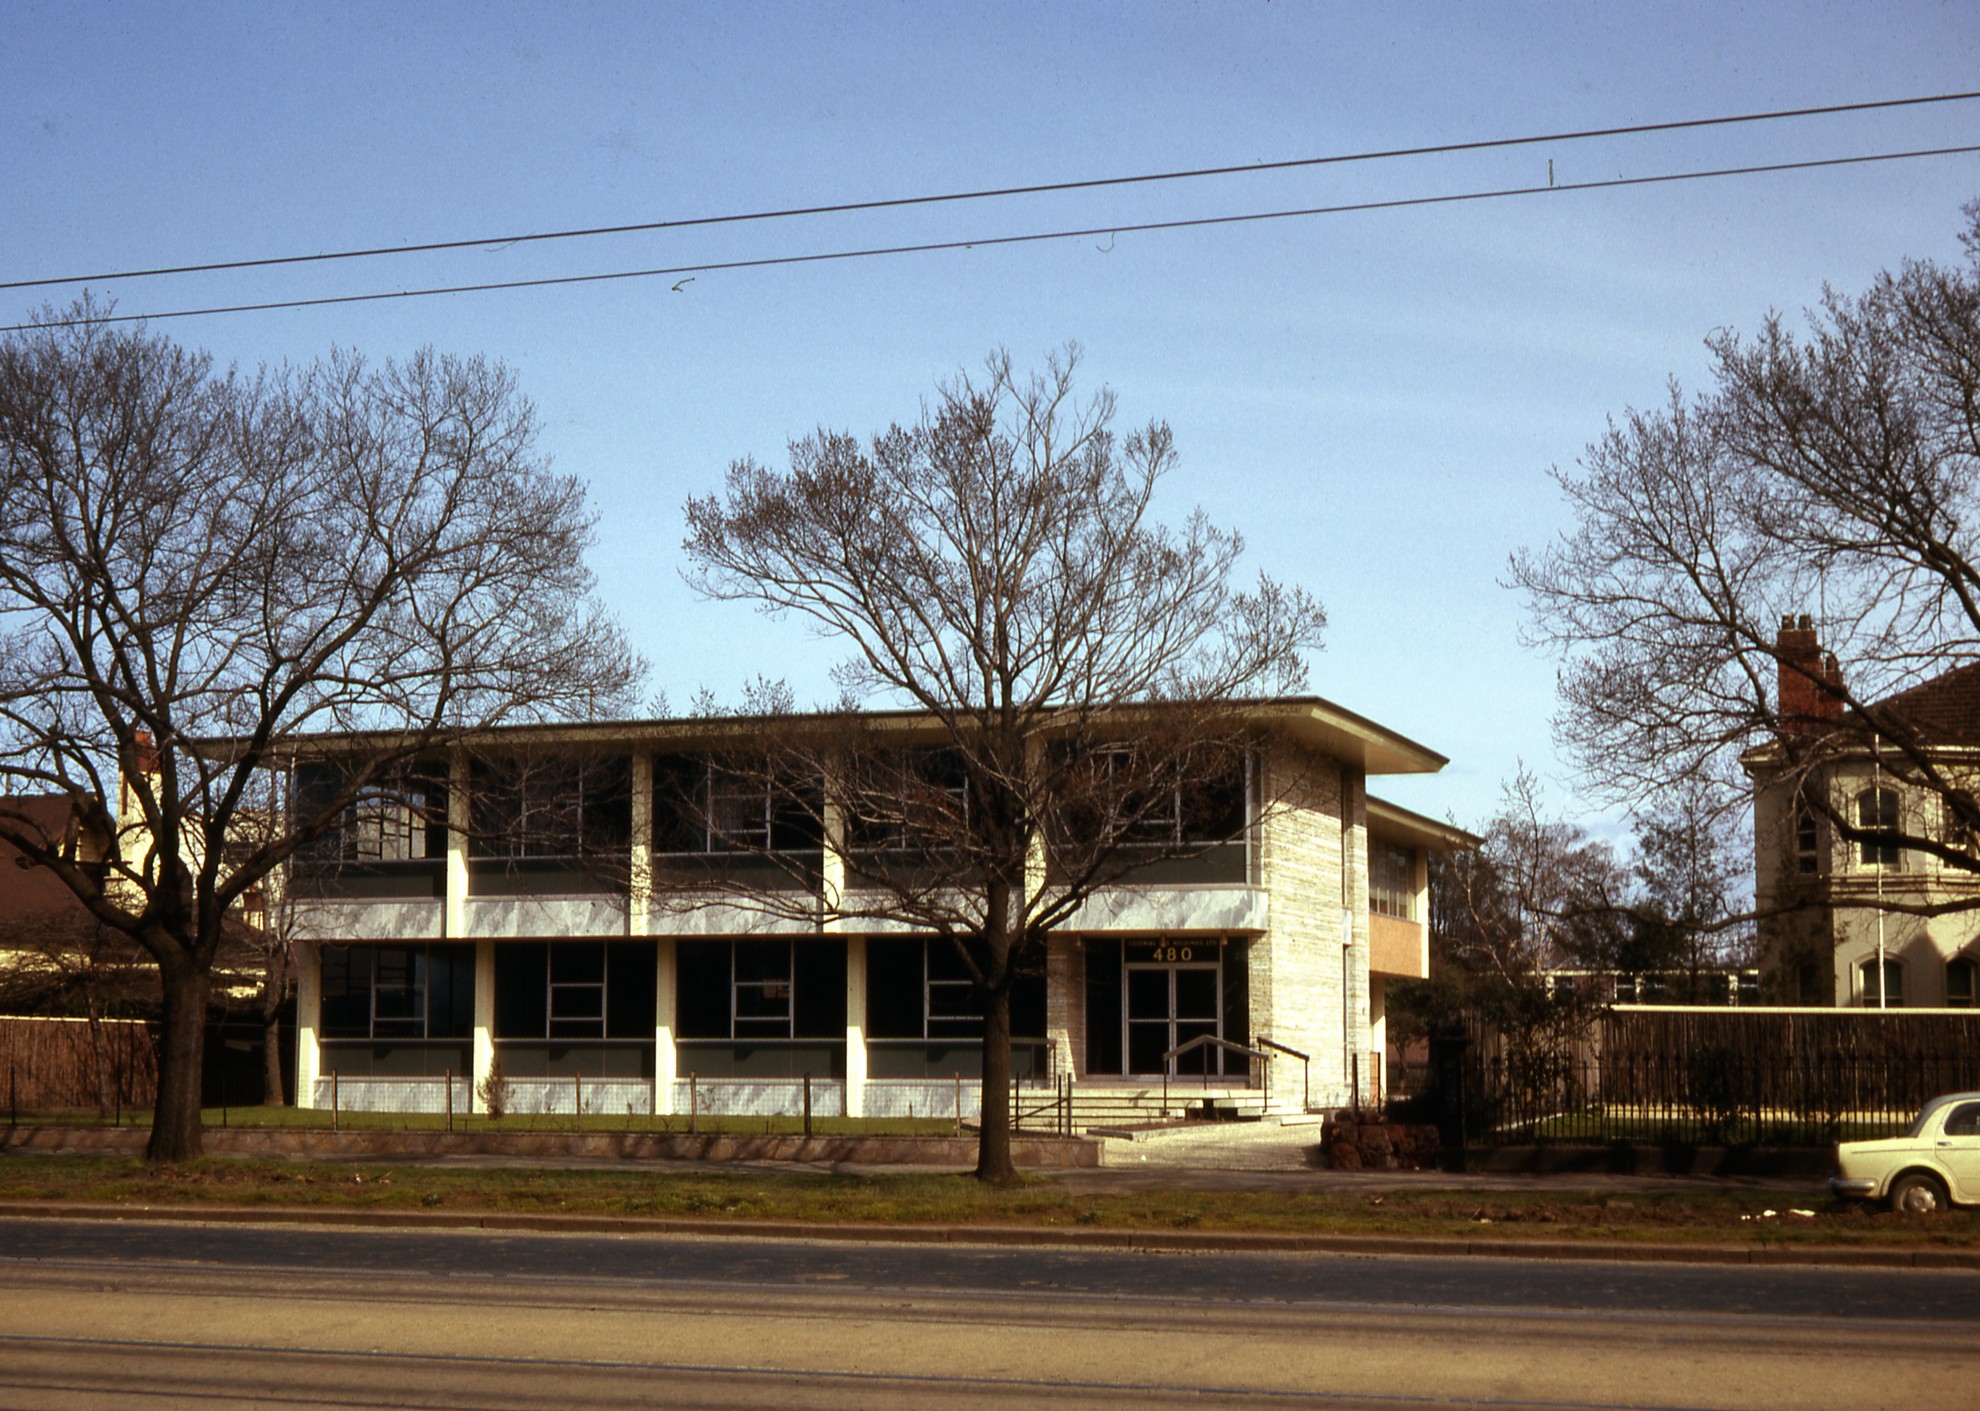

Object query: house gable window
[1856,787,1901,868]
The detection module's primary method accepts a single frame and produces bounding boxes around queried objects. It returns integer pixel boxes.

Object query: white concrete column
[294,942,321,1108]
[630,752,673,1113]
[844,934,867,1117]
[448,748,494,1110]
[653,937,676,1115]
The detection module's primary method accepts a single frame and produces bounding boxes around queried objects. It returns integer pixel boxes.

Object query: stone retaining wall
[0,1124,1100,1167]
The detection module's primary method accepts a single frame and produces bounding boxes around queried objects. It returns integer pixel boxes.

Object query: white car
[1830,1092,1980,1214]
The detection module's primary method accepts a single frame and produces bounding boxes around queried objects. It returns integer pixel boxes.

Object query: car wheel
[1890,1172,1952,1215]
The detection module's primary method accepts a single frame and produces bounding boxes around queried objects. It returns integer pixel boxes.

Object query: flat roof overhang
[268,695,1450,777]
[1367,795,1481,853]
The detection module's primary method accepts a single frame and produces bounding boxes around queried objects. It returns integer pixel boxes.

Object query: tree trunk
[975,980,1017,1185]
[147,961,210,1164]
[260,975,287,1109]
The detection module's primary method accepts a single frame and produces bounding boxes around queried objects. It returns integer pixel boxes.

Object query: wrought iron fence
[1419,1008,1980,1148]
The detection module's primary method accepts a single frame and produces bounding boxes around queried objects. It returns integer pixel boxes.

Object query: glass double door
[1125,962,1222,1075]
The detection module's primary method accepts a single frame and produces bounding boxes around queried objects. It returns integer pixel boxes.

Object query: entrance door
[1125,962,1222,1075]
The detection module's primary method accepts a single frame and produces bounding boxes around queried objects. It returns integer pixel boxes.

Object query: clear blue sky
[5,1,1978,831]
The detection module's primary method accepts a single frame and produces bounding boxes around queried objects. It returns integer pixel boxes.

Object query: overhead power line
[3,89,1978,294]
[10,143,1977,333]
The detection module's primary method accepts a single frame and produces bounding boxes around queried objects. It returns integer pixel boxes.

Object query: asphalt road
[1,1217,1974,1409]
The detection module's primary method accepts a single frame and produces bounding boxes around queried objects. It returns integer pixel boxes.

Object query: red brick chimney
[1777,614,1844,733]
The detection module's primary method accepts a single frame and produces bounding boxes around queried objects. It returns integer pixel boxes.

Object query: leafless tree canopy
[1402,773,1752,1052]
[682,347,1325,1181]
[0,307,640,1159]
[1512,205,1980,872]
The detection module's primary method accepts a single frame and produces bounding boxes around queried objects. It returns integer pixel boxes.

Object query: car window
[1946,1103,1980,1138]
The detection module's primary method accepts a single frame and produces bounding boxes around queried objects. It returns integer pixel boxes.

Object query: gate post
[1428,1024,1472,1173]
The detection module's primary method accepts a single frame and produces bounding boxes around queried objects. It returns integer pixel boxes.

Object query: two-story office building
[284,697,1473,1119]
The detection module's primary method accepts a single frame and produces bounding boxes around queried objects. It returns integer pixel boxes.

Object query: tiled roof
[1871,660,1980,744]
[0,795,96,923]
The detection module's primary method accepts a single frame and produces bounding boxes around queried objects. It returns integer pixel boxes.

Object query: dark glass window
[319,943,474,1040]
[651,756,822,854]
[470,755,631,860]
[492,941,656,1039]
[846,749,971,853]
[1058,745,1248,847]
[1859,957,1904,1007]
[673,939,844,1039]
[866,938,1042,1041]
[1084,939,1123,1074]
[296,761,447,864]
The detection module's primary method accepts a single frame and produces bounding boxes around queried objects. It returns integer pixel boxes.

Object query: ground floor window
[1858,957,1905,1007]
[317,942,475,1078]
[321,942,475,1040]
[865,937,1046,1079]
[1083,937,1248,1076]
[490,941,657,1077]
[1947,956,1977,1007]
[673,939,847,1078]
[493,941,656,1040]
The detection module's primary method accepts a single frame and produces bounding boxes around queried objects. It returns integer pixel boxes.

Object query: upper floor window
[1859,956,1904,1007]
[296,762,447,865]
[1057,745,1248,849]
[1948,956,1977,1008]
[1371,841,1417,919]
[652,756,822,855]
[1856,787,1901,868]
[470,754,631,861]
[1794,809,1823,875]
[845,749,971,854]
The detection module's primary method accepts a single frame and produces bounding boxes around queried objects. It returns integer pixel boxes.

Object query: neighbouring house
[1747,617,1980,1008]
[277,697,1476,1120]
[0,793,123,1011]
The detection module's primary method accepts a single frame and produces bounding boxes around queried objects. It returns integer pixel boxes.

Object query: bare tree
[682,346,1324,1183]
[0,307,640,1161]
[1512,204,1980,897]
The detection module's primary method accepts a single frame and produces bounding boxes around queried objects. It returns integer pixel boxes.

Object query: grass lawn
[1,1152,1975,1248]
[27,1106,967,1137]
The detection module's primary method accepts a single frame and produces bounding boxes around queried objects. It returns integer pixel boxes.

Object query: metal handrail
[1163,1034,1273,1064]
[1252,1036,1312,1111]
[1163,1034,1276,1114]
